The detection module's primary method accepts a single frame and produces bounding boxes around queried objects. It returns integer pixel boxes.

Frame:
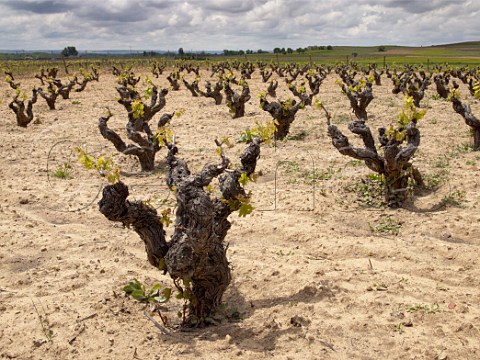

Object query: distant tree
[273,47,282,54]
[352,52,358,58]
[378,46,386,52]
[296,47,306,53]
[327,45,333,50]
[287,48,293,54]
[143,51,159,57]
[62,46,78,57]
[178,47,184,56]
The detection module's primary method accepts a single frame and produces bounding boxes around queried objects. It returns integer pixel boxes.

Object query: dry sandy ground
[1,64,480,360]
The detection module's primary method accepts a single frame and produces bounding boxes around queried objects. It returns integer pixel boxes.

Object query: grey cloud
[75,6,150,23]
[142,0,174,10]
[3,0,74,14]
[382,0,455,14]
[203,0,257,13]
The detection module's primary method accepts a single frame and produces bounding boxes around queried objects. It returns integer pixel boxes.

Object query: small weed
[348,160,363,167]
[440,190,466,207]
[286,130,308,141]
[303,167,336,185]
[433,157,450,169]
[371,282,388,291]
[466,159,476,166]
[51,160,72,179]
[394,322,404,334]
[407,303,440,314]
[350,174,385,207]
[422,171,447,190]
[218,303,243,321]
[453,143,473,155]
[31,298,53,341]
[279,160,301,174]
[436,284,449,292]
[394,319,413,333]
[278,160,337,185]
[370,215,402,236]
[366,173,384,182]
[71,100,81,105]
[334,113,351,124]
[384,99,397,108]
[274,249,294,256]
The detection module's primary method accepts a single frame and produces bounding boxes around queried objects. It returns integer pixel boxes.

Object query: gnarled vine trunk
[224,81,251,119]
[99,83,171,171]
[326,116,422,208]
[260,98,304,140]
[199,81,223,105]
[99,139,261,325]
[452,98,480,150]
[9,88,38,127]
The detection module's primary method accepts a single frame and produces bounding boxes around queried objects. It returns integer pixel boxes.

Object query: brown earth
[1,65,480,360]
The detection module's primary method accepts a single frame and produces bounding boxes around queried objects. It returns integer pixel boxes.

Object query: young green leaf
[238,172,251,186]
[238,202,254,217]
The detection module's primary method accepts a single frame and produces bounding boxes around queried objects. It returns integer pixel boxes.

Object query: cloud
[202,0,259,14]
[2,0,75,14]
[0,0,478,50]
[383,0,454,14]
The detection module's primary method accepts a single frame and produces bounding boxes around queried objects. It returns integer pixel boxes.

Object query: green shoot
[385,95,426,141]
[160,208,173,227]
[224,193,254,217]
[175,108,186,117]
[474,82,480,99]
[123,279,172,304]
[238,120,277,144]
[76,148,120,183]
[131,100,145,119]
[156,125,174,147]
[238,172,254,186]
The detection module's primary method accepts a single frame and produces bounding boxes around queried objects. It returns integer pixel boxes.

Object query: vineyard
[1,58,480,359]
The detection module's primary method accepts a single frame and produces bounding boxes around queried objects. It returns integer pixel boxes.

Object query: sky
[0,0,479,52]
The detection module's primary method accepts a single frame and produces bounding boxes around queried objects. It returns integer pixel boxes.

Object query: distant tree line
[273,45,334,54]
[306,45,334,51]
[222,45,335,56]
[55,43,340,61]
[223,49,269,56]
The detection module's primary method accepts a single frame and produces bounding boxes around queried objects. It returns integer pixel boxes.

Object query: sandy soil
[1,64,480,360]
